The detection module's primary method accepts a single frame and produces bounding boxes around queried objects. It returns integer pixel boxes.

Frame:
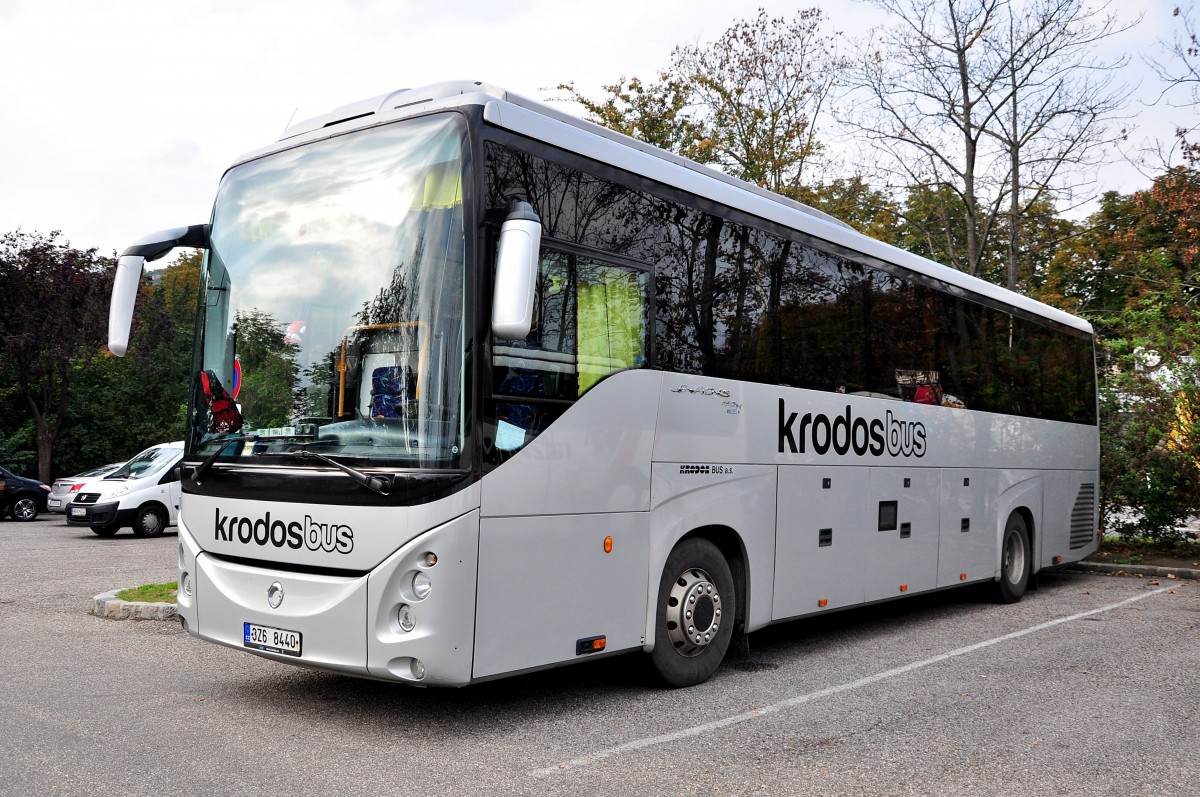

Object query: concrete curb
[88,590,178,621]
[1066,562,1199,581]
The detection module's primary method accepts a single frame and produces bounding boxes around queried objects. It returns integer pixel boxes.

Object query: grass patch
[116,582,178,603]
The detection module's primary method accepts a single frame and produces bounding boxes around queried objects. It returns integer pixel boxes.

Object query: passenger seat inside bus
[369,365,415,420]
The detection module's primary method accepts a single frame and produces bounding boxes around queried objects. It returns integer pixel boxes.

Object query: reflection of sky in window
[209,114,463,345]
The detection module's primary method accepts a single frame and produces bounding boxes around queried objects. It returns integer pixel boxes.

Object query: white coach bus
[108,81,1099,687]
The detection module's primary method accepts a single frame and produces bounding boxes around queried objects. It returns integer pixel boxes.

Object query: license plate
[244,622,302,657]
[48,499,60,509]
[69,506,86,517]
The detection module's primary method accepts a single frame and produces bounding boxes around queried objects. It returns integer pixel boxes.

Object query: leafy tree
[558,74,714,163]
[794,177,905,244]
[1048,163,1200,538]
[0,231,110,481]
[49,250,201,476]
[562,7,847,199]
[670,7,846,197]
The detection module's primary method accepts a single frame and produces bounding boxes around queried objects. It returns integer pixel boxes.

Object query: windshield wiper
[261,449,392,495]
[191,436,259,485]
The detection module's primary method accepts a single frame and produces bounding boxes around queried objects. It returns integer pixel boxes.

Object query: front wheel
[132,505,167,537]
[996,513,1031,604]
[11,496,39,521]
[650,538,736,688]
[90,524,120,537]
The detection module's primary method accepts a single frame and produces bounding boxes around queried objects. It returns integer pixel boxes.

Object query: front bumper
[65,501,134,528]
[178,509,479,686]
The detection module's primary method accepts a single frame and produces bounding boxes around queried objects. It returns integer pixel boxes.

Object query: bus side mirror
[491,201,541,340]
[108,224,210,357]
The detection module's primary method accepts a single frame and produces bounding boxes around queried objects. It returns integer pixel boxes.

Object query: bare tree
[848,0,1132,288]
[1146,4,1200,165]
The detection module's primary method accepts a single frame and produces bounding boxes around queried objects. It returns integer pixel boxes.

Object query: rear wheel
[90,524,120,537]
[11,496,39,521]
[132,505,167,538]
[996,513,1031,603]
[650,538,736,688]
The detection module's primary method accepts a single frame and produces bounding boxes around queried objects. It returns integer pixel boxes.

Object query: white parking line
[530,586,1174,778]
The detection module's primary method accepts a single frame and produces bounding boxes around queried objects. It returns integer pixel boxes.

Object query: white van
[65,442,184,537]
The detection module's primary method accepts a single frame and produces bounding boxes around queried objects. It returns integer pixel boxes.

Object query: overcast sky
[0,0,1186,258]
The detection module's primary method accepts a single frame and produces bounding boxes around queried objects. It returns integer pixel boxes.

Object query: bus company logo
[680,465,712,475]
[671,384,732,398]
[213,509,354,554]
[778,399,927,458]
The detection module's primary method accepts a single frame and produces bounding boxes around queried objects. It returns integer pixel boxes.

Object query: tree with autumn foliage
[561,7,847,201]
[1042,162,1200,537]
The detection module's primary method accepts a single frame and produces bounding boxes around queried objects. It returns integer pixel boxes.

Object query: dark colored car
[0,467,51,521]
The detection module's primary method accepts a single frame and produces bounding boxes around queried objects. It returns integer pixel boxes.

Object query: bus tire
[132,505,167,538]
[650,538,736,688]
[996,513,1031,604]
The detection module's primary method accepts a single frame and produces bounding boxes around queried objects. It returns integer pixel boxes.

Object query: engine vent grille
[74,493,100,505]
[1070,483,1096,549]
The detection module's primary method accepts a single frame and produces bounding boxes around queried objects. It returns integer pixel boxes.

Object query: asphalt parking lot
[2,513,1197,797]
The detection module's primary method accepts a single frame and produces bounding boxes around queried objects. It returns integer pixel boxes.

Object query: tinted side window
[484,139,1094,424]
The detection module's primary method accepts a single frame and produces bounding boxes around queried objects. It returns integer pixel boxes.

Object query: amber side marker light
[818,598,828,608]
[603,536,613,553]
[960,573,968,581]
[1053,555,1062,565]
[576,635,606,655]
[899,584,909,593]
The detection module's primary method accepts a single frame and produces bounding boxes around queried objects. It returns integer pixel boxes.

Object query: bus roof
[235,80,1091,336]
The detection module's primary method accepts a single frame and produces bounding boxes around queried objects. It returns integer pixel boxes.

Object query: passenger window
[491,249,648,455]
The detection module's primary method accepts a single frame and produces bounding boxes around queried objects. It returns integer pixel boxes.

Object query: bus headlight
[397,603,416,632]
[411,572,432,600]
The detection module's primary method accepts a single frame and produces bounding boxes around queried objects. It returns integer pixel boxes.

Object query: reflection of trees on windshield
[297,359,333,421]
[231,309,300,429]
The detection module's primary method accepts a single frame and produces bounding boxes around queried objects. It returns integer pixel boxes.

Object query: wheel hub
[665,567,722,657]
[1004,529,1025,584]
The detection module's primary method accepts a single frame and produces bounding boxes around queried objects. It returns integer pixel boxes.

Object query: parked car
[47,463,123,513]
[65,442,184,537]
[0,466,51,521]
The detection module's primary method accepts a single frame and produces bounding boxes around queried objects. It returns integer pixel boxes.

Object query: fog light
[410,658,426,680]
[422,552,438,567]
[181,572,193,597]
[397,603,416,632]
[412,572,432,600]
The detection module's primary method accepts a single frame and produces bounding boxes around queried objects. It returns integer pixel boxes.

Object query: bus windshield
[189,113,468,470]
